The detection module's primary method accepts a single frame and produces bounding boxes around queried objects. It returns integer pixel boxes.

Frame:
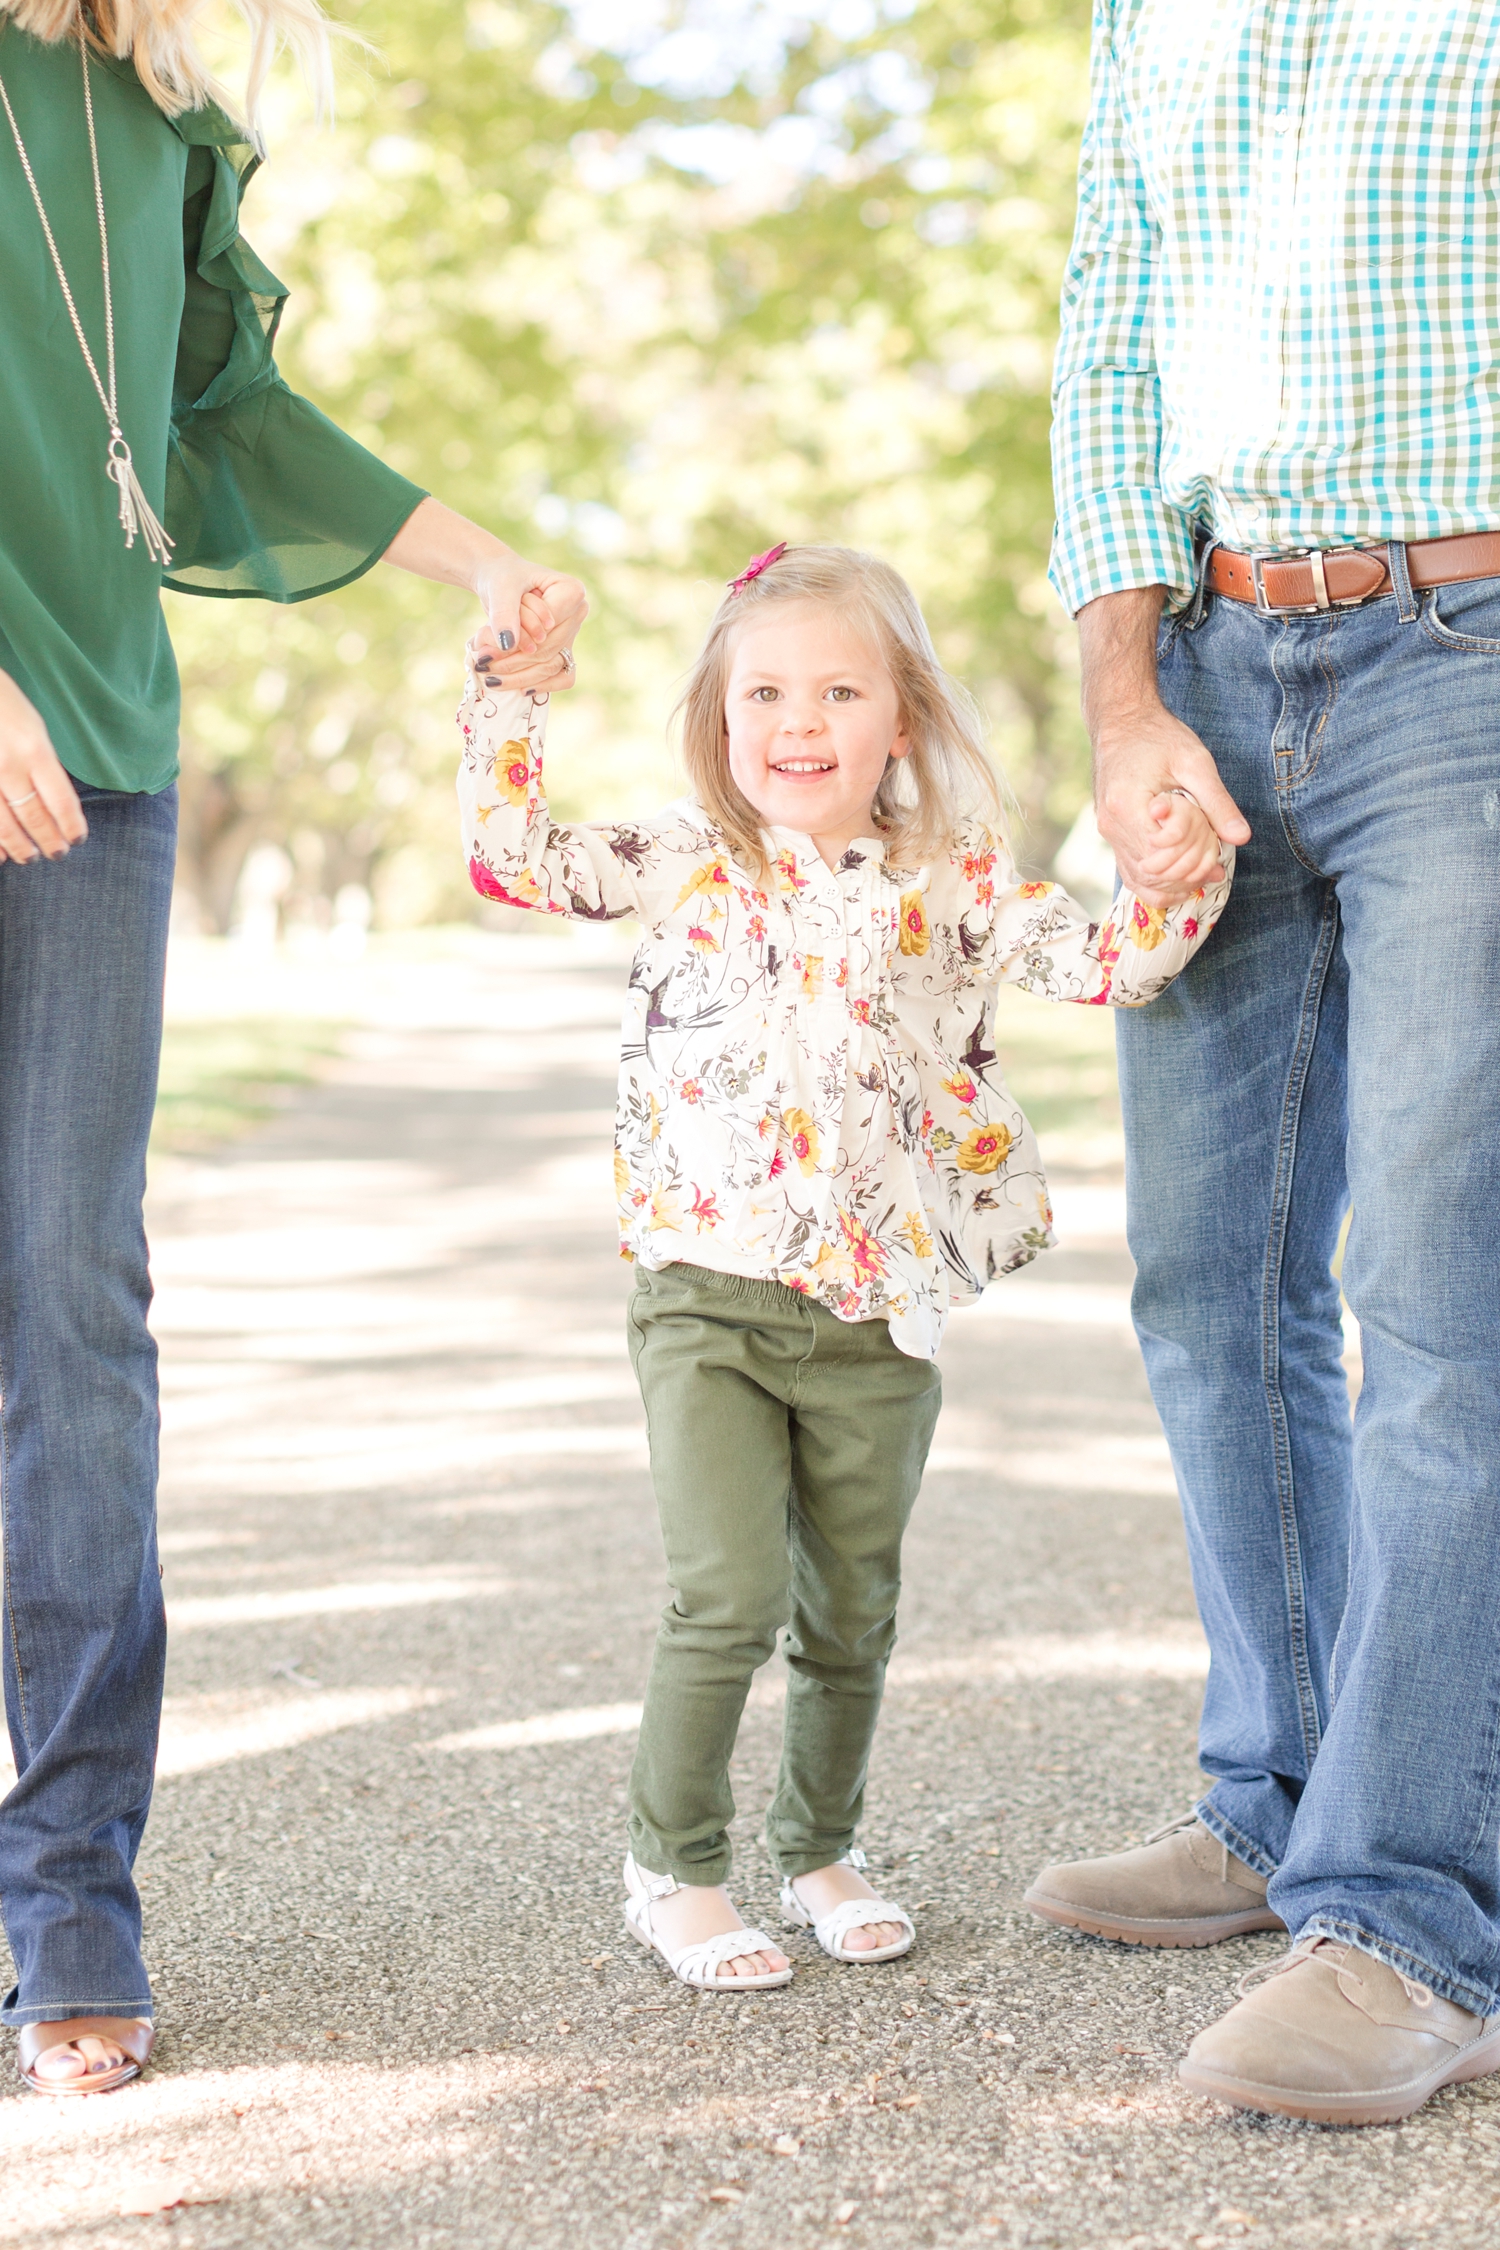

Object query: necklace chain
[0,35,172,561]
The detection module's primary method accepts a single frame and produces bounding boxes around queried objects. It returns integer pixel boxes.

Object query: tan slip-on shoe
[1180,1937,1500,2125]
[1023,1811,1284,1947]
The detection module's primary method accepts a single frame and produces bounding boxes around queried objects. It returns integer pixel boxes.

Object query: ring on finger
[559,648,574,671]
[4,789,38,809]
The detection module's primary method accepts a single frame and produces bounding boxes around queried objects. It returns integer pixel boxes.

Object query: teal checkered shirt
[1050,1,1500,616]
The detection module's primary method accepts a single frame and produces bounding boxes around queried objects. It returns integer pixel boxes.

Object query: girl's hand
[470,625,579,695]
[474,558,584,688]
[1129,788,1228,895]
[0,670,87,862]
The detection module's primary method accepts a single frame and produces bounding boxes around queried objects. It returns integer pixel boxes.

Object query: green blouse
[0,29,426,793]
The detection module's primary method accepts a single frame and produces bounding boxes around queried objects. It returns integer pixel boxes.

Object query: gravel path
[6,937,1497,2248]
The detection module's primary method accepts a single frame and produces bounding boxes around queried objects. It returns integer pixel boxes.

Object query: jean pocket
[1419,574,1500,654]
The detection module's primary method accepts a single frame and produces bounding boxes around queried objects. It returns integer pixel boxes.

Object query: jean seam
[1194,1799,1278,1881]
[1294,1917,1496,2018]
[0,1342,32,1760]
[1259,883,1342,1774]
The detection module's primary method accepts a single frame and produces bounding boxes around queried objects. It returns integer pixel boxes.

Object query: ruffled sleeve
[162,110,426,602]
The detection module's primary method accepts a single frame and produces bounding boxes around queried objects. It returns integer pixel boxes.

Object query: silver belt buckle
[1250,544,1382,616]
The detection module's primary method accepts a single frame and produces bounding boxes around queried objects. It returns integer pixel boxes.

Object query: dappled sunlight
[166,1579,510,1633]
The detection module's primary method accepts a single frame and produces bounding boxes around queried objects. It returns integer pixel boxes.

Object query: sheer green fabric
[0,31,425,792]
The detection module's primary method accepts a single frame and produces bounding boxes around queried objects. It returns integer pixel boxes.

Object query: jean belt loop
[1387,538,1418,623]
[1181,533,1221,634]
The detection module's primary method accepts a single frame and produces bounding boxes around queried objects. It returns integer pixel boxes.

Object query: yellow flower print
[495,741,532,807]
[648,1094,663,1143]
[775,850,809,894]
[800,955,824,999]
[1127,900,1169,951]
[613,1152,631,1201]
[687,924,721,954]
[897,1210,935,1259]
[941,1070,979,1105]
[1018,880,1053,900]
[898,891,930,956]
[647,1183,681,1231]
[782,1107,821,1177]
[955,1121,1013,1175]
[673,858,734,911]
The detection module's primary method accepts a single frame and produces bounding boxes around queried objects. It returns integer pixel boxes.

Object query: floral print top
[458,672,1232,1358]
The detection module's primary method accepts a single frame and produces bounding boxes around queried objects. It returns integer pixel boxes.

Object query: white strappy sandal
[622,1854,794,1992]
[780,1848,915,1964]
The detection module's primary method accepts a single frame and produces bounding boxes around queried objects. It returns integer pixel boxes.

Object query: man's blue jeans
[1118,555,1500,2014]
[0,782,174,2025]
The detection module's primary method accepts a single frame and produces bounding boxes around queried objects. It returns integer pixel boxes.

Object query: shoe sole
[1022,1884,1285,1949]
[1179,2023,1500,2125]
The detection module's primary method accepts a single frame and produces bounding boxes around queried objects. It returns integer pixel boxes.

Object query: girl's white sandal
[780,1849,915,1964]
[622,1854,794,1992]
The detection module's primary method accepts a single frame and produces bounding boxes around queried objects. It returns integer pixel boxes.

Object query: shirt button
[1273,107,1290,134]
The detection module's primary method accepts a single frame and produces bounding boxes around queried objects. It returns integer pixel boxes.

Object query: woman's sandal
[623,1854,794,1992]
[17,2018,154,2097]
[780,1849,915,1964]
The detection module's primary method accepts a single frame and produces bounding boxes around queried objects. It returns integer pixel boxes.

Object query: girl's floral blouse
[458,673,1232,1359]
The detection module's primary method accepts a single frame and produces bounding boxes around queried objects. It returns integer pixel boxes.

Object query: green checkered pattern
[1050,1,1500,617]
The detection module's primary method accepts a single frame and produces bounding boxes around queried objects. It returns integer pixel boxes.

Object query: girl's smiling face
[723,602,910,866]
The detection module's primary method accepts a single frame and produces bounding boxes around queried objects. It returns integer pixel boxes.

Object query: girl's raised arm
[457,661,682,927]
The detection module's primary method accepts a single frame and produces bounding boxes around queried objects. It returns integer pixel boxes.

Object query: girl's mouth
[772,759,836,776]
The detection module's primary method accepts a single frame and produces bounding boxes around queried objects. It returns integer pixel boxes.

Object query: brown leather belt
[1208,531,1500,615]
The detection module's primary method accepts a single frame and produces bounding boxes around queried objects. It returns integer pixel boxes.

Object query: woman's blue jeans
[1119,557,1500,2014]
[0,782,174,2025]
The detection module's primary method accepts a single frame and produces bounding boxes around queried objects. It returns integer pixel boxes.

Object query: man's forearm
[1077,586,1168,747]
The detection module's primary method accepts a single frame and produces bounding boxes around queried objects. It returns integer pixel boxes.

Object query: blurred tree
[166,0,1090,932]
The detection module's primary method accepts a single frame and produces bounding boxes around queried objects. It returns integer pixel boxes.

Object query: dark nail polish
[498,630,515,651]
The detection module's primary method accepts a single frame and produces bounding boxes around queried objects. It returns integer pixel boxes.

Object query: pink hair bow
[727,542,787,596]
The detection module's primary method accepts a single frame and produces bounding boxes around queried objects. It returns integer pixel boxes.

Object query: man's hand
[0,670,87,863]
[1079,587,1249,905]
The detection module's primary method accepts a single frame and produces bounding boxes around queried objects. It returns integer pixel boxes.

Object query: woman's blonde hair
[2,0,336,127]
[675,544,1003,878]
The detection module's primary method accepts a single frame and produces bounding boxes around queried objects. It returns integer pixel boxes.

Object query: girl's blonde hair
[676,544,1003,878]
[2,0,336,127]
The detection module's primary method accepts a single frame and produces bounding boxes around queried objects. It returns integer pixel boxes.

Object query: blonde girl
[458,544,1228,1990]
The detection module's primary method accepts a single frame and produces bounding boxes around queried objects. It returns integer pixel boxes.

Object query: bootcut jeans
[1117,549,1500,2013]
[0,781,175,2025]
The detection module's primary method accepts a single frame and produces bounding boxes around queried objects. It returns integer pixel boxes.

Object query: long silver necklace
[0,35,173,564]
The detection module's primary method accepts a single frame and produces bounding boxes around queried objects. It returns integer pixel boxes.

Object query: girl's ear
[888,726,913,763]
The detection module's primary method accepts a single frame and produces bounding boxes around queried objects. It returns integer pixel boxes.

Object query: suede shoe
[1023,1811,1284,1947]
[1180,1936,1500,2124]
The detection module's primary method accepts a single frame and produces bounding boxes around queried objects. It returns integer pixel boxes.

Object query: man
[1024,1,1500,2125]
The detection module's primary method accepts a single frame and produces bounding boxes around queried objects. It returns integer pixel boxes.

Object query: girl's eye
[826,685,855,702]
[752,686,779,702]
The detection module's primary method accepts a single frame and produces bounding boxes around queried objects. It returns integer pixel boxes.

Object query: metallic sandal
[18,2017,154,2097]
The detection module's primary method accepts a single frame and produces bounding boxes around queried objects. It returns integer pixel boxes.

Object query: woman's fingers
[0,671,87,861]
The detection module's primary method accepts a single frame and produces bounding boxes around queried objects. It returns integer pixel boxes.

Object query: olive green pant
[626,1262,942,1883]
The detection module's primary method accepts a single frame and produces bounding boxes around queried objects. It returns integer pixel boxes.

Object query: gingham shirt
[1050,1,1500,616]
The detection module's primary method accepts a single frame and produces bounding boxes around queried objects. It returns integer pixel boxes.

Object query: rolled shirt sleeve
[1048,0,1199,618]
[163,118,426,602]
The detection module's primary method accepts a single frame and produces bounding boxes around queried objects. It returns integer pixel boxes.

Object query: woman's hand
[0,671,87,862]
[470,624,578,696]
[384,498,587,685]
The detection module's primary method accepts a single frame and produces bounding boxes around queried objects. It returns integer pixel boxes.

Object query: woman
[0,0,583,2094]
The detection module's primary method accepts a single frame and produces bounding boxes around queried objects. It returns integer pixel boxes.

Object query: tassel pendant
[106,432,174,567]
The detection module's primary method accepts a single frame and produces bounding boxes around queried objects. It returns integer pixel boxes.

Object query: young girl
[457,544,1230,1992]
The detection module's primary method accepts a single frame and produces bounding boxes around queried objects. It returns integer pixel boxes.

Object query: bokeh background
[166,0,1092,944]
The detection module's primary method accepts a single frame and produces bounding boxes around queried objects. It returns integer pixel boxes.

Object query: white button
[1273,107,1290,134]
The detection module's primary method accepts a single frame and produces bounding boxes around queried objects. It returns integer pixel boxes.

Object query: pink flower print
[679,1079,705,1104]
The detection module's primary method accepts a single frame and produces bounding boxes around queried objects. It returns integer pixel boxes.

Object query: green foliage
[166,0,1090,931]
